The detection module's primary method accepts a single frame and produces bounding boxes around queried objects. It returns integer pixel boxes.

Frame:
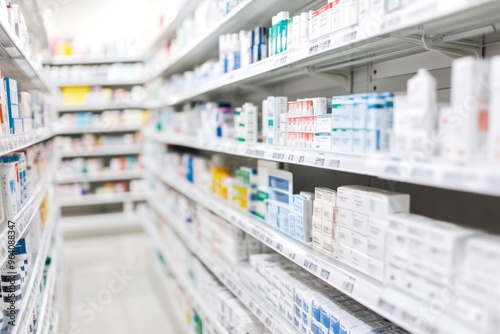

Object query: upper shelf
[149,0,500,107]
[0,15,52,92]
[145,0,323,80]
[146,131,500,198]
[142,0,203,57]
[47,55,143,66]
[55,78,144,87]
[13,0,49,50]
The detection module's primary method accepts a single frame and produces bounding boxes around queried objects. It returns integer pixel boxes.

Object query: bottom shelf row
[146,194,412,334]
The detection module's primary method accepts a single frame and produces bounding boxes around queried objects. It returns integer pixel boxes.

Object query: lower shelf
[60,212,142,236]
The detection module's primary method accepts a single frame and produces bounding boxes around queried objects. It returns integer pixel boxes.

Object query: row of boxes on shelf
[0,77,51,135]
[150,146,500,333]
[151,55,500,162]
[242,253,409,334]
[60,85,147,106]
[151,209,266,334]
[46,63,144,84]
[0,1,37,62]
[0,191,54,331]
[58,109,148,130]
[145,0,417,94]
[145,0,245,74]
[56,179,145,198]
[150,184,408,334]
[55,133,142,152]
[58,156,142,176]
[0,141,54,221]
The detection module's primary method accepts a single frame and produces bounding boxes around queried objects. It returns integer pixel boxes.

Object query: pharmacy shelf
[59,145,143,158]
[147,165,479,334]
[153,0,500,107]
[9,205,58,334]
[58,192,146,207]
[57,103,145,113]
[0,15,52,91]
[146,131,500,197]
[56,125,142,135]
[57,170,143,184]
[147,193,298,334]
[143,0,202,56]
[55,78,144,87]
[60,212,141,236]
[145,0,322,80]
[48,55,142,66]
[0,127,54,157]
[142,217,231,334]
[15,0,49,49]
[0,173,53,267]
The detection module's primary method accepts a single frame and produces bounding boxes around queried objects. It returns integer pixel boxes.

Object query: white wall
[42,0,168,53]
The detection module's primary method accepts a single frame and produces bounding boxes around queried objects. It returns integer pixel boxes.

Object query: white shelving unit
[147,165,476,334]
[57,103,146,113]
[140,1,500,334]
[56,125,142,135]
[147,0,500,107]
[55,78,144,87]
[0,127,54,157]
[59,144,142,158]
[58,192,146,207]
[57,170,143,184]
[146,131,500,197]
[145,0,323,80]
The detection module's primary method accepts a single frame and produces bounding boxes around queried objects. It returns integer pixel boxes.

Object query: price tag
[309,37,332,55]
[246,148,255,156]
[264,317,272,328]
[251,227,260,237]
[255,149,265,157]
[298,155,306,163]
[274,55,288,67]
[410,167,434,180]
[341,275,356,294]
[303,257,319,274]
[329,159,340,168]
[272,152,285,160]
[315,158,325,167]
[287,154,294,162]
[320,267,330,280]
[265,234,274,247]
[276,242,283,252]
[342,30,357,44]
[256,308,262,317]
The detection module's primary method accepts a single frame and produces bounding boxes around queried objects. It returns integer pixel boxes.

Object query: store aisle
[59,232,178,334]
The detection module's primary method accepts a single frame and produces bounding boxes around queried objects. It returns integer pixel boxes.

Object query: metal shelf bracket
[303,67,351,88]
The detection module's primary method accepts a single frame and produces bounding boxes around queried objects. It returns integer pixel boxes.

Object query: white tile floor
[59,232,179,334]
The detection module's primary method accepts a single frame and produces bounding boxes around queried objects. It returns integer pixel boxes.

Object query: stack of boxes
[288,193,314,243]
[267,169,293,233]
[255,160,279,221]
[263,96,287,145]
[312,187,338,258]
[336,186,410,282]
[246,253,409,334]
[385,213,478,312]
[230,167,257,214]
[458,235,500,332]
